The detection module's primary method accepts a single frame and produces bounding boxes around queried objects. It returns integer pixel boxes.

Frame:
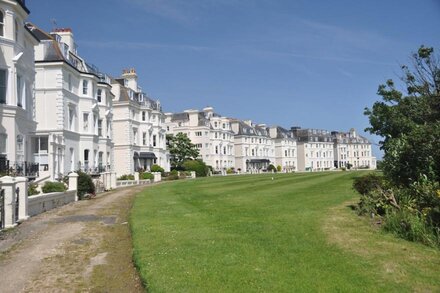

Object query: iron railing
[0,160,39,178]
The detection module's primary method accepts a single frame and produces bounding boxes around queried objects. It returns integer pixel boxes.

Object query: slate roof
[26,23,109,83]
[332,131,370,144]
[273,126,296,139]
[291,128,333,143]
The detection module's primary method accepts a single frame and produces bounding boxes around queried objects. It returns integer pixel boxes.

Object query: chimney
[121,68,138,92]
[52,28,77,54]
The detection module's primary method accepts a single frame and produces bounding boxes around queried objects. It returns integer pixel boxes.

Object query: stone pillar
[0,176,17,228]
[134,172,140,183]
[105,172,111,190]
[110,172,117,189]
[153,172,161,182]
[191,171,196,179]
[68,172,79,201]
[15,177,29,221]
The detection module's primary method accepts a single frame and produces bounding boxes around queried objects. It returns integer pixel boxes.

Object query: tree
[167,133,200,169]
[364,46,440,187]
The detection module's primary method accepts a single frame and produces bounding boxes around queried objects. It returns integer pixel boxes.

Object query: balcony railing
[0,160,39,178]
[77,163,111,175]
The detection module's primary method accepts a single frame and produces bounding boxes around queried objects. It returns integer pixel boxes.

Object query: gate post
[68,172,79,201]
[15,177,29,221]
[0,176,17,228]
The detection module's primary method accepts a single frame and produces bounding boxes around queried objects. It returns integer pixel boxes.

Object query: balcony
[0,160,39,178]
[77,162,111,175]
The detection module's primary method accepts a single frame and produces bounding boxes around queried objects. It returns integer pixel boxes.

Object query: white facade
[333,129,376,170]
[165,107,235,171]
[0,0,38,176]
[112,69,170,176]
[292,128,335,172]
[269,126,297,172]
[230,120,275,172]
[28,25,114,180]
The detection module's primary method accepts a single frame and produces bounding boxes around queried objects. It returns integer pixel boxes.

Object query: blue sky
[27,0,440,157]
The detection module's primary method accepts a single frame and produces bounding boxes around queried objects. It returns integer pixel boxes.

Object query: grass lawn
[130,172,440,292]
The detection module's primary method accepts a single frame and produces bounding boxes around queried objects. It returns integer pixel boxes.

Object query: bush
[267,164,276,172]
[42,181,66,193]
[353,173,385,195]
[276,165,282,172]
[182,160,209,177]
[141,172,154,180]
[383,210,440,248]
[118,174,135,180]
[165,169,179,180]
[151,164,164,173]
[226,168,235,174]
[28,182,40,196]
[77,171,95,200]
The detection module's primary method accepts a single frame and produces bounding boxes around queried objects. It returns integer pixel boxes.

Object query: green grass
[130,172,440,292]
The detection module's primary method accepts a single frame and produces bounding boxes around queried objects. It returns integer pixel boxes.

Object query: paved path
[0,185,147,292]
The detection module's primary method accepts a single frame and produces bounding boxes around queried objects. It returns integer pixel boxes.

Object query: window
[133,128,138,145]
[0,69,6,104]
[223,147,226,155]
[153,135,157,147]
[222,123,225,129]
[83,113,89,132]
[69,107,75,131]
[15,19,18,41]
[222,133,225,139]
[68,74,72,91]
[93,114,97,134]
[0,133,6,154]
[98,119,102,136]
[82,80,88,95]
[215,146,219,154]
[195,131,202,137]
[16,75,23,107]
[0,11,4,37]
[97,89,102,102]
[214,122,218,128]
[142,132,147,145]
[196,144,202,148]
[142,111,145,121]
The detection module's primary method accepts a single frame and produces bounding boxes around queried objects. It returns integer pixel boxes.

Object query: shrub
[276,165,282,172]
[28,182,40,196]
[77,171,95,200]
[151,164,164,173]
[353,173,385,195]
[118,174,135,180]
[383,209,440,248]
[182,160,209,177]
[165,169,179,180]
[226,168,235,174]
[141,172,154,180]
[42,181,66,193]
[267,164,276,172]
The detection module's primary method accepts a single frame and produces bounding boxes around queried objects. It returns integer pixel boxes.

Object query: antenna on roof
[50,18,57,31]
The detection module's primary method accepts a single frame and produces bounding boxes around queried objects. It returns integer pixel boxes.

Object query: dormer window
[0,11,4,37]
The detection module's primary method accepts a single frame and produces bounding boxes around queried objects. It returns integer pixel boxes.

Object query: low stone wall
[28,190,77,217]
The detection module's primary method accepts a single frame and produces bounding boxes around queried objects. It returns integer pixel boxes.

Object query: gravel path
[0,185,147,292]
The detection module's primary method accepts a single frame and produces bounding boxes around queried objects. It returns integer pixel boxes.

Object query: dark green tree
[364,46,440,187]
[167,133,200,168]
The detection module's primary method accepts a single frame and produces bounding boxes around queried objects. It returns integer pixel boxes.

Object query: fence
[0,173,78,229]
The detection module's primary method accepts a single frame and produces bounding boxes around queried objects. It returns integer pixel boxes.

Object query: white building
[332,128,376,169]
[291,127,335,172]
[269,126,297,172]
[0,0,39,177]
[230,119,275,172]
[112,68,170,176]
[165,107,235,171]
[27,24,114,180]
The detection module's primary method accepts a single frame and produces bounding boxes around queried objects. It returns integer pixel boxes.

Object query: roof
[26,23,110,83]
